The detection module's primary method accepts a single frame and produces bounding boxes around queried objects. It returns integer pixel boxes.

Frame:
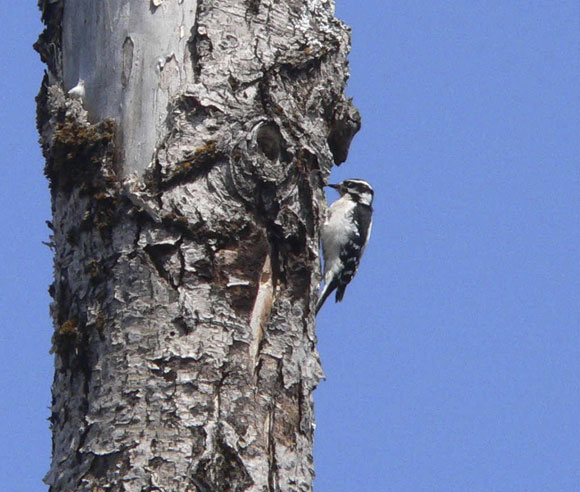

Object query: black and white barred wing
[335,204,372,301]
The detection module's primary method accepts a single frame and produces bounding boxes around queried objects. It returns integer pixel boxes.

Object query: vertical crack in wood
[122,36,134,88]
[249,253,274,376]
[266,404,279,491]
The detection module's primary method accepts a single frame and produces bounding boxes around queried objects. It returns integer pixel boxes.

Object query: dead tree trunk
[36,0,360,490]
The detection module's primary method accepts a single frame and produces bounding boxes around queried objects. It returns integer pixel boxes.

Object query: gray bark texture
[36,0,360,490]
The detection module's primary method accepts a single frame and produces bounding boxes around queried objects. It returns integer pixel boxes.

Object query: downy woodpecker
[316,179,374,314]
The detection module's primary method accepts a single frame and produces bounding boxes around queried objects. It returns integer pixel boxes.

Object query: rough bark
[36,0,360,490]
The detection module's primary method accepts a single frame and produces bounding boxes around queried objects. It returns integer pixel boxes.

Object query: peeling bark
[36,0,359,490]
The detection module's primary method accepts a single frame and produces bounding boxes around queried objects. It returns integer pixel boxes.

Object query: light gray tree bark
[36,0,360,490]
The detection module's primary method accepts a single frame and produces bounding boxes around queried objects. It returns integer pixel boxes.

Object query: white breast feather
[321,197,357,280]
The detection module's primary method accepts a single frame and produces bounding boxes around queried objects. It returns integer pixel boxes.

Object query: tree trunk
[36,0,360,490]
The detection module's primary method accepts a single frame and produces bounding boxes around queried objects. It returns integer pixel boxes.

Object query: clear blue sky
[1,2,579,491]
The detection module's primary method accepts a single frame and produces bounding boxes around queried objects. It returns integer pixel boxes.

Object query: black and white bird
[316,179,374,314]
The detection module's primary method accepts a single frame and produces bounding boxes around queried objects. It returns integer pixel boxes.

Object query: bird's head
[328,179,374,206]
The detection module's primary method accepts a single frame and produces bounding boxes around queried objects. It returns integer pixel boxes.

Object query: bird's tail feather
[335,284,346,303]
[315,278,337,314]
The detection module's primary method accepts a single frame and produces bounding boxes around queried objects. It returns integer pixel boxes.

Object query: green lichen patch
[47,119,117,193]
[160,141,221,189]
[52,319,80,356]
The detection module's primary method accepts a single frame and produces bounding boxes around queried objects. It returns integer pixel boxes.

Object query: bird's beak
[328,183,340,190]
